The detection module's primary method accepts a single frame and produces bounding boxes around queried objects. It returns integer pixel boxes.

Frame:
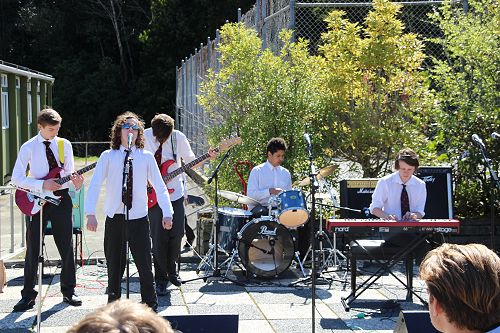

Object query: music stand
[11,185,61,333]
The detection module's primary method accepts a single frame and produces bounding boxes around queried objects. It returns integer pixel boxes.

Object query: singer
[11,108,84,312]
[85,112,173,312]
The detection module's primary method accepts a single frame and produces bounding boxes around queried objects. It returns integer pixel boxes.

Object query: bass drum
[237,217,295,278]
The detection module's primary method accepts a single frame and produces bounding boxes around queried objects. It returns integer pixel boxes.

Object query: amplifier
[339,179,379,219]
[416,166,453,219]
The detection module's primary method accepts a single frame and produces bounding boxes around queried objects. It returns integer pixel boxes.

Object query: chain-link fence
[176,0,448,149]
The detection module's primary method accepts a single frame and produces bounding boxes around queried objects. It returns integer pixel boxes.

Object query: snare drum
[217,207,253,252]
[237,217,295,278]
[277,190,309,228]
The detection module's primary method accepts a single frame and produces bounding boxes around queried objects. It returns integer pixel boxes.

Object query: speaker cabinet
[416,166,453,219]
[164,314,239,333]
[393,310,440,333]
[340,179,379,219]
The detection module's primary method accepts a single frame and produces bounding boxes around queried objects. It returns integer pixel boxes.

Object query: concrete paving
[1,256,429,332]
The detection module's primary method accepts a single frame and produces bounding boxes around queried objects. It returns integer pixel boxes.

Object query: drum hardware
[217,190,260,206]
[293,164,338,187]
[183,149,243,285]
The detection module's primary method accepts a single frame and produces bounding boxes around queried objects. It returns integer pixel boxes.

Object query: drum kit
[196,164,343,280]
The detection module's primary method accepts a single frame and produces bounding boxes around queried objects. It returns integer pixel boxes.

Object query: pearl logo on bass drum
[259,225,278,236]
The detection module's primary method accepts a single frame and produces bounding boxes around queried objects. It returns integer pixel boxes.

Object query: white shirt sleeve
[84,151,108,216]
[247,167,269,202]
[369,177,387,214]
[177,131,196,164]
[412,180,427,217]
[11,142,45,193]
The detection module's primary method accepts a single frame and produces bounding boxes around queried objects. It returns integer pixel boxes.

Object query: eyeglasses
[122,123,140,130]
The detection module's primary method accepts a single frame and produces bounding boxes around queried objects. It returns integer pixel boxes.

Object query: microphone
[471,134,485,149]
[303,133,312,147]
[127,133,133,149]
[492,132,500,140]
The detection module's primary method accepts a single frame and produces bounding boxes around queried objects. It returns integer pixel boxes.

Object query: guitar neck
[164,150,217,182]
[56,162,97,185]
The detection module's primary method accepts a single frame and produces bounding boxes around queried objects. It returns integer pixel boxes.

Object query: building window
[1,74,9,129]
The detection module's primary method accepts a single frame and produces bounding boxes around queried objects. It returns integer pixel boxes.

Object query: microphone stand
[11,185,61,333]
[184,149,232,283]
[122,148,133,298]
[305,137,318,333]
[475,142,500,250]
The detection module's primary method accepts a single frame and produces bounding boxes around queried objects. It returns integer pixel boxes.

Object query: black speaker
[416,166,453,219]
[393,310,440,333]
[164,314,239,333]
[340,179,379,218]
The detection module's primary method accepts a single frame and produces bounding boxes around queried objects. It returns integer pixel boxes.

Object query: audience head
[67,299,175,333]
[420,243,500,333]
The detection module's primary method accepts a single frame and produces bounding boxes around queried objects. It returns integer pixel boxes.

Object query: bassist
[144,114,214,295]
[11,108,83,311]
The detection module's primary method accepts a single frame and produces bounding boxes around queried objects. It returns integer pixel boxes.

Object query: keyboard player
[368,148,427,248]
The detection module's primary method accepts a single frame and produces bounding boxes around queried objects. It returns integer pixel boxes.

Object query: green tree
[317,0,437,177]
[429,0,500,217]
[198,23,327,192]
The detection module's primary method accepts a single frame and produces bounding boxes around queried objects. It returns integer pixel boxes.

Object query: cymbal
[294,165,339,187]
[217,190,260,206]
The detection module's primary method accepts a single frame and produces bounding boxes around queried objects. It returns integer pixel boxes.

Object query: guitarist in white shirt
[144,114,215,295]
[11,108,84,311]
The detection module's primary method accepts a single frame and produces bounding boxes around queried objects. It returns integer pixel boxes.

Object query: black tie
[154,143,162,167]
[401,184,410,218]
[43,141,59,171]
[122,154,133,210]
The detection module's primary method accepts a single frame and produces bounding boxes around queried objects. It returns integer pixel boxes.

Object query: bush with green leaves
[198,24,328,193]
[428,0,500,217]
[317,0,438,177]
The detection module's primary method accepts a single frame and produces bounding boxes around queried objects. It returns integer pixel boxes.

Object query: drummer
[247,137,292,217]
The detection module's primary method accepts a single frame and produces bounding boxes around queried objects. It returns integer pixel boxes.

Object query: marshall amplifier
[416,166,453,219]
[340,179,379,219]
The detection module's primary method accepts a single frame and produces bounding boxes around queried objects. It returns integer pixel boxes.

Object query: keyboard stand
[341,233,429,311]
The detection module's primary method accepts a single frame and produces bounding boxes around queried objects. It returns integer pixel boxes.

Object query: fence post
[289,0,296,42]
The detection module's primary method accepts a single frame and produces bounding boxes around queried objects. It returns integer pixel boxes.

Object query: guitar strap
[171,130,177,164]
[57,138,65,167]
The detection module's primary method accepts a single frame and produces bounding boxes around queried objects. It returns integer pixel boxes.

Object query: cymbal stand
[316,176,347,270]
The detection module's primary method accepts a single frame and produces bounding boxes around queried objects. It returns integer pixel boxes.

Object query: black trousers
[104,214,157,307]
[185,216,195,243]
[149,198,184,282]
[22,191,76,300]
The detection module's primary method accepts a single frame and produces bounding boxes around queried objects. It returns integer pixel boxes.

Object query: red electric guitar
[15,162,97,216]
[147,137,241,208]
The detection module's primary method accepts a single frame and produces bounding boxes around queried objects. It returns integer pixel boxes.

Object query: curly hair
[266,137,287,155]
[420,243,500,332]
[110,111,145,150]
[67,299,175,333]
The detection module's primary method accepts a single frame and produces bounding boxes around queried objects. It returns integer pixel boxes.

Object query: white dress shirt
[247,161,292,209]
[85,146,173,219]
[369,171,427,220]
[143,128,196,202]
[11,133,75,194]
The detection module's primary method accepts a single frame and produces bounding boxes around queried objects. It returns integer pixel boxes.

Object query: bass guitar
[15,162,97,216]
[148,137,241,208]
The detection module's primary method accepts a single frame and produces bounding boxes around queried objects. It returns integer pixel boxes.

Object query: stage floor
[0,258,429,333]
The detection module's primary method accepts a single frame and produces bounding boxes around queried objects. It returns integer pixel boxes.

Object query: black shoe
[156,282,168,296]
[63,294,82,306]
[168,275,182,287]
[13,297,36,312]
